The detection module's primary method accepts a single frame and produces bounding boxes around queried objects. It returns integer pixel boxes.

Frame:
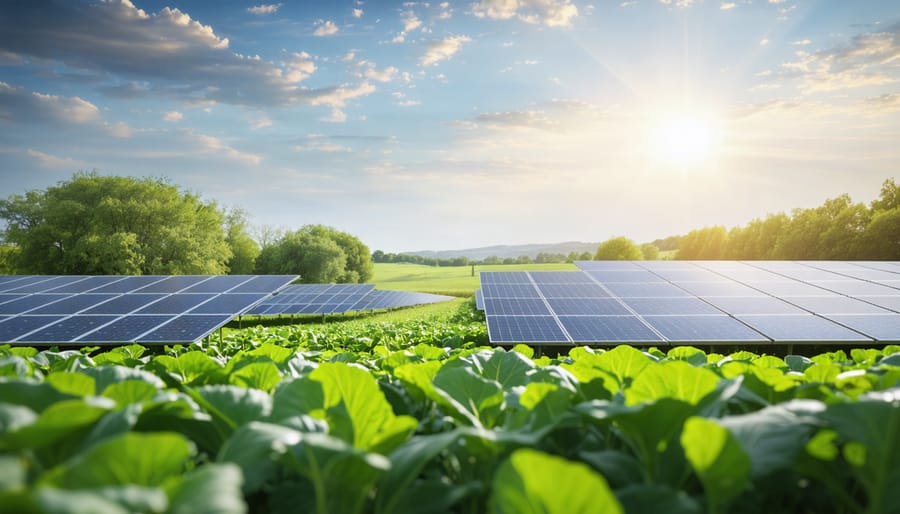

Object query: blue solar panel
[558,316,663,343]
[547,298,631,315]
[0,295,67,315]
[135,294,217,314]
[2,276,86,294]
[676,281,766,297]
[78,315,172,343]
[475,289,484,310]
[181,275,255,293]
[486,315,568,343]
[824,314,900,341]
[480,272,532,284]
[586,270,663,283]
[736,315,872,342]
[0,277,55,293]
[649,270,727,282]
[602,282,691,298]
[20,316,119,343]
[27,294,117,315]
[749,282,833,297]
[809,281,900,296]
[481,284,540,298]
[781,296,891,315]
[701,296,808,315]
[622,297,723,315]
[537,283,609,298]
[642,316,769,342]
[135,276,210,293]
[853,296,900,313]
[0,295,28,308]
[483,299,551,316]
[82,294,167,315]
[188,293,269,314]
[44,276,126,293]
[0,316,64,341]
[139,315,232,343]
[528,271,594,284]
[88,276,168,293]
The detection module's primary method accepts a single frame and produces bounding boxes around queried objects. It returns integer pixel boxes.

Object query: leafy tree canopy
[0,172,237,274]
[595,237,642,260]
[254,224,373,283]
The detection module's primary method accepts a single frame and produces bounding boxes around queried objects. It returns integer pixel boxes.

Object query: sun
[647,114,722,170]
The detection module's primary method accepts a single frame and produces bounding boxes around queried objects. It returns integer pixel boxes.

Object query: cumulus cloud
[192,133,262,165]
[402,10,422,32]
[470,0,579,27]
[26,149,87,168]
[313,20,339,36]
[0,1,371,109]
[104,121,133,138]
[659,0,694,7]
[364,66,399,82]
[420,36,471,66]
[720,2,736,9]
[163,111,183,122]
[353,8,364,18]
[306,82,376,108]
[0,82,99,124]
[247,4,282,15]
[781,23,900,92]
[321,108,348,123]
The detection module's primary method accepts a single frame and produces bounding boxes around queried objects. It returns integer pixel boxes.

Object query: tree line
[0,173,373,282]
[371,250,596,266]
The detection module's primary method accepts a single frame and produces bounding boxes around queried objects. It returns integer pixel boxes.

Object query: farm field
[1,298,898,514]
[371,262,578,296]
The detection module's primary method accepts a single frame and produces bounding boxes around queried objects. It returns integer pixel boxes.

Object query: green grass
[371,262,578,296]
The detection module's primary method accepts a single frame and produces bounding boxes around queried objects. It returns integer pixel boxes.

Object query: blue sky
[1,0,898,253]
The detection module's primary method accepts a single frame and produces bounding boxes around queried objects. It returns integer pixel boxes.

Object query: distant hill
[405,241,600,261]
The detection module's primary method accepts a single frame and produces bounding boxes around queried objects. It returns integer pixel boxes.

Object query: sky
[1,0,899,253]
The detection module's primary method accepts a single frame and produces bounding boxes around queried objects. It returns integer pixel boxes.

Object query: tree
[857,207,900,260]
[676,226,728,260]
[0,172,231,274]
[224,208,260,274]
[595,237,642,260]
[253,224,373,283]
[640,243,660,260]
[871,178,900,212]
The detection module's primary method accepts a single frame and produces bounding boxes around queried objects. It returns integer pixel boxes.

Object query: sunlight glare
[649,115,722,171]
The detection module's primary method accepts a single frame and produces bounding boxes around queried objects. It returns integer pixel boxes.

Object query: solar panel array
[0,275,297,344]
[245,284,454,315]
[480,261,900,345]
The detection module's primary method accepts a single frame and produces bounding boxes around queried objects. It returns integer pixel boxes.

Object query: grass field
[371,262,578,296]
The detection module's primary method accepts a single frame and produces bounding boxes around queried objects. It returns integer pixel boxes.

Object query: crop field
[1,298,898,514]
[372,262,578,296]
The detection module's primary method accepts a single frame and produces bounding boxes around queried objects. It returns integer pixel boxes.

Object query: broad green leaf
[271,377,325,421]
[0,403,38,433]
[277,432,390,514]
[785,355,814,372]
[433,366,504,428]
[578,450,643,489]
[44,432,193,488]
[167,463,247,514]
[511,344,534,358]
[0,454,26,492]
[154,352,224,385]
[626,360,720,406]
[0,355,32,377]
[507,382,574,431]
[393,360,443,401]
[753,355,788,370]
[681,417,751,513]
[245,343,295,365]
[193,385,272,431]
[218,421,302,493]
[32,487,131,514]
[616,484,702,514]
[101,380,159,408]
[0,379,79,412]
[44,372,96,397]
[489,448,623,514]
[475,350,535,388]
[311,362,416,451]
[3,398,113,451]
[667,346,708,366]
[412,343,447,361]
[79,365,165,392]
[228,361,281,392]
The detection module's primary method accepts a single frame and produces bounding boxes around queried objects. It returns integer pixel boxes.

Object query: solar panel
[586,270,663,283]
[475,289,484,310]
[480,272,532,284]
[546,298,631,316]
[528,271,595,284]
[602,282,692,298]
[749,282,835,297]
[780,296,892,315]
[825,314,900,341]
[736,315,872,342]
[642,315,769,342]
[536,283,609,298]
[809,281,900,296]
[486,315,568,343]
[648,270,727,282]
[481,284,541,298]
[675,281,766,297]
[483,299,552,316]
[853,296,900,313]
[558,316,663,343]
[622,297,723,316]
[0,274,297,344]
[246,285,454,315]
[700,296,808,315]
[574,261,642,271]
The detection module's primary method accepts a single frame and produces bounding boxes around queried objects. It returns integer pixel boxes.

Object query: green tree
[871,178,900,212]
[224,208,260,274]
[676,226,728,260]
[724,214,789,260]
[857,207,900,260]
[595,237,642,260]
[253,224,372,283]
[640,243,660,260]
[0,172,231,274]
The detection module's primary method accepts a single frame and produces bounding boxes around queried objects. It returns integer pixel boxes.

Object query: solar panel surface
[245,284,454,315]
[477,262,900,344]
[0,275,297,344]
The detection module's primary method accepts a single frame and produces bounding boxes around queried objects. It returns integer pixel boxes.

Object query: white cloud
[392,33,407,44]
[295,135,352,152]
[768,0,786,3]
[470,0,579,27]
[420,35,472,66]
[760,38,770,46]
[659,0,694,7]
[321,108,348,123]
[247,4,282,15]
[192,133,262,165]
[364,66,399,82]
[792,39,812,46]
[720,2,736,10]
[313,20,339,36]
[251,117,272,129]
[402,10,422,32]
[104,121,133,138]
[306,82,376,108]
[340,51,357,62]
[282,52,316,83]
[0,83,100,124]
[397,99,421,107]
[353,8,364,18]
[163,111,183,122]
[26,149,87,169]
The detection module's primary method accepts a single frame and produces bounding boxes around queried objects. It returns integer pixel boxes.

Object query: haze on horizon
[1,0,898,253]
